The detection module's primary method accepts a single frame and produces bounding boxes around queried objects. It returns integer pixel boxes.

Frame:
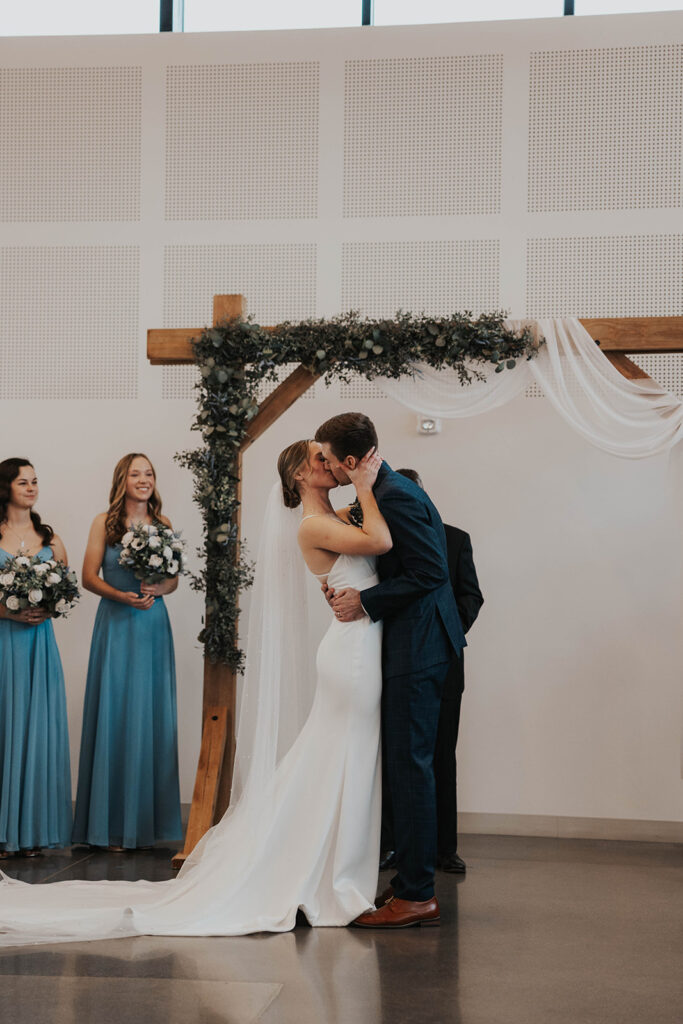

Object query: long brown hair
[105,453,162,546]
[277,440,310,509]
[0,458,54,548]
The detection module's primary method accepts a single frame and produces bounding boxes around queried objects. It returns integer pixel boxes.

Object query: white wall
[0,12,681,827]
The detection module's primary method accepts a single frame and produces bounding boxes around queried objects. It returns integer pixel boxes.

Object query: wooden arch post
[148,300,683,867]
[149,295,319,868]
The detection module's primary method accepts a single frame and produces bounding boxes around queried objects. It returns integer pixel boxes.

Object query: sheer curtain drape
[379,315,683,776]
[378,318,683,459]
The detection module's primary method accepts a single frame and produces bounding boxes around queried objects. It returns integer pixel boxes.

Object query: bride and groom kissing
[0,412,465,944]
[291,411,466,928]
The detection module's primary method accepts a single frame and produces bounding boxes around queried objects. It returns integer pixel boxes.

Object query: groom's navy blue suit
[360,463,465,901]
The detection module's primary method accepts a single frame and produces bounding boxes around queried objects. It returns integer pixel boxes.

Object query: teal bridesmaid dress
[0,545,72,852]
[72,544,182,848]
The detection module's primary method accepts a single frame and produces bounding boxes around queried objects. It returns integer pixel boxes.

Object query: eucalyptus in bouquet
[0,553,80,618]
[118,522,187,583]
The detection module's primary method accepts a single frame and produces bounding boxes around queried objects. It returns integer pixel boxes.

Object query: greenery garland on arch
[176,310,542,669]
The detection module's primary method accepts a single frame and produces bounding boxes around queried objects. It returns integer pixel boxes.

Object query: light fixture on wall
[417,416,441,435]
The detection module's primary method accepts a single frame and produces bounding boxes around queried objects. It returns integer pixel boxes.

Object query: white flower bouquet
[0,554,80,618]
[118,522,187,583]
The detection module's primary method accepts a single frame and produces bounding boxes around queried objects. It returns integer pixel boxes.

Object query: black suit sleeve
[360,489,449,622]
[452,532,483,635]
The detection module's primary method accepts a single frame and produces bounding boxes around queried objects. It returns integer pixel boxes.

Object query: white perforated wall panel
[529,45,683,212]
[526,234,683,398]
[165,63,319,221]
[339,376,386,401]
[161,244,317,399]
[344,56,502,218]
[526,235,683,318]
[341,241,500,318]
[0,67,141,223]
[0,246,139,399]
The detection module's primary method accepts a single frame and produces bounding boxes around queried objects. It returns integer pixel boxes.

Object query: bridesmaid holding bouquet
[72,453,183,851]
[0,458,72,857]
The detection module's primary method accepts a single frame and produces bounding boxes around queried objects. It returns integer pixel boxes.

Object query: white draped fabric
[378,318,683,459]
[379,315,683,777]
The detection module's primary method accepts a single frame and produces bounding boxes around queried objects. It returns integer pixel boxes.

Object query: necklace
[4,524,30,549]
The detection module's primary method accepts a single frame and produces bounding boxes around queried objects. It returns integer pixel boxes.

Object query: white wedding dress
[0,543,382,946]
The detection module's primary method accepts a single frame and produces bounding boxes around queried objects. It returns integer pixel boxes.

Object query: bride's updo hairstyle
[277,440,310,509]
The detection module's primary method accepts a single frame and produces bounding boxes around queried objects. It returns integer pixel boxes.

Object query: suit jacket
[360,463,466,679]
[443,524,484,697]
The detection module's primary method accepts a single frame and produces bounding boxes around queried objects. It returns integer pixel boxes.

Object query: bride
[0,441,391,945]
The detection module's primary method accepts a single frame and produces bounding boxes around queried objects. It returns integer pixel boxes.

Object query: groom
[315,413,465,928]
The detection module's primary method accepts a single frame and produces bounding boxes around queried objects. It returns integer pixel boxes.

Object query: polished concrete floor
[0,835,681,1024]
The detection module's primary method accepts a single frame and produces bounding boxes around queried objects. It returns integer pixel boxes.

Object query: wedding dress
[0,488,382,945]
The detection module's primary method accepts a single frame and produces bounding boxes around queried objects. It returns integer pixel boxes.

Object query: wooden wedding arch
[148,294,683,868]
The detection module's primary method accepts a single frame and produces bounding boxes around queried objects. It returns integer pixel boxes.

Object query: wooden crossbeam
[580,317,683,353]
[148,315,683,365]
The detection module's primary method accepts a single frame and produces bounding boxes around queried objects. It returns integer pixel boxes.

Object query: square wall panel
[165,63,319,221]
[529,45,683,213]
[526,234,683,317]
[161,243,317,399]
[0,67,141,223]
[0,246,139,399]
[344,56,503,218]
[342,240,500,318]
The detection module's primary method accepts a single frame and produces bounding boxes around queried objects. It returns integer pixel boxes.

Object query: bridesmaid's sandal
[107,845,127,853]
[19,848,42,858]
[0,849,12,859]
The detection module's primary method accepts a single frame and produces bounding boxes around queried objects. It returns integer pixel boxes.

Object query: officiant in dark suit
[380,468,484,875]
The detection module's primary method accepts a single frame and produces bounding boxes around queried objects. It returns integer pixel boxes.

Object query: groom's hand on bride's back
[322,582,335,607]
[331,588,365,622]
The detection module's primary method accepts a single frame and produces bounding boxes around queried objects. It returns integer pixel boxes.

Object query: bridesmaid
[72,453,182,851]
[0,458,72,857]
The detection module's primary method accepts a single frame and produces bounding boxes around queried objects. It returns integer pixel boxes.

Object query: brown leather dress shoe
[353,896,440,929]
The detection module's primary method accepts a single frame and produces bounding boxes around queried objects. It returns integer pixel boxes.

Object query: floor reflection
[0,924,384,1024]
[7,835,678,1024]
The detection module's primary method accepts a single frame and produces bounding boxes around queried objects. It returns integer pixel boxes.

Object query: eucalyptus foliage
[176,311,541,669]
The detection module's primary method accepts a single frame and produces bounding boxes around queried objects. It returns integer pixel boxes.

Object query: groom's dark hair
[315,412,378,461]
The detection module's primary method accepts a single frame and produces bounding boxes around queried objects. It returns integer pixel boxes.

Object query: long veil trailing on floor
[0,482,319,946]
